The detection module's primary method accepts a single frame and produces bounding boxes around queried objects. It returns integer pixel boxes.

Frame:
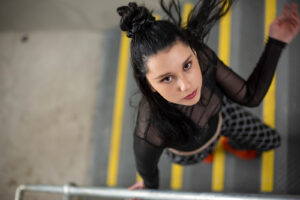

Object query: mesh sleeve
[133,135,163,189]
[133,97,164,189]
[214,37,286,106]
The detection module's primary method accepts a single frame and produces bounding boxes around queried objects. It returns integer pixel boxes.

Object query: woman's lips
[184,89,197,100]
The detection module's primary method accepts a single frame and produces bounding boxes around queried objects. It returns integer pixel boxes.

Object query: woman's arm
[132,135,163,189]
[215,37,286,107]
[214,3,299,106]
[130,98,164,189]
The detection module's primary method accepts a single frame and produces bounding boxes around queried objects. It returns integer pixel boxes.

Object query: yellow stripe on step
[212,5,232,192]
[107,31,130,187]
[171,164,184,190]
[261,0,276,192]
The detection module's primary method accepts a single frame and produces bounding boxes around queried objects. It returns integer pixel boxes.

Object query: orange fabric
[221,137,257,160]
[203,153,214,163]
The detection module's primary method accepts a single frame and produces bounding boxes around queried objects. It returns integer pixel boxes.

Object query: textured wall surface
[0,0,162,32]
[0,31,102,199]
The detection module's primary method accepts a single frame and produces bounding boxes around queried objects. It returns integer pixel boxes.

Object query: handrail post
[15,184,26,200]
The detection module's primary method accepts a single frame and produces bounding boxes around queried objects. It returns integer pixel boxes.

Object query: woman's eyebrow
[154,54,193,80]
[155,72,172,80]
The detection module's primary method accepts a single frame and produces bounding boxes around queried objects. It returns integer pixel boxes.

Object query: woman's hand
[128,180,146,200]
[269,2,300,43]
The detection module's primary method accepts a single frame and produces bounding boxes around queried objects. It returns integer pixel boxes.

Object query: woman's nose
[178,77,191,91]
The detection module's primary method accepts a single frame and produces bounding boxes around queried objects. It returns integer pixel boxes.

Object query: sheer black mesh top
[133,37,286,189]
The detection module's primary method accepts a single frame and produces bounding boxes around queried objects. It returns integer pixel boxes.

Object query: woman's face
[146,41,202,106]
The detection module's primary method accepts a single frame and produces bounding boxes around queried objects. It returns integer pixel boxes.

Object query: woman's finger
[291,2,298,12]
[291,10,299,20]
[128,181,144,190]
[288,19,298,29]
[129,185,141,200]
[129,185,139,190]
[129,180,145,200]
[291,4,299,21]
[281,3,290,18]
[290,5,300,31]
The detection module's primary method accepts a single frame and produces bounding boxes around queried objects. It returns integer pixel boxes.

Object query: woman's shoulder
[135,96,166,147]
[135,97,151,138]
[138,96,150,117]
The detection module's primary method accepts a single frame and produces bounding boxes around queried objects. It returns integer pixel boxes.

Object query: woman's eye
[162,76,172,83]
[184,62,192,70]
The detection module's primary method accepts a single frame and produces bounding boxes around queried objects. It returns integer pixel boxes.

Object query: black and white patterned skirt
[165,96,281,165]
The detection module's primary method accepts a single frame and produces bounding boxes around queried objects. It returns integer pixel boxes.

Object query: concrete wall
[0,0,162,32]
[0,31,102,199]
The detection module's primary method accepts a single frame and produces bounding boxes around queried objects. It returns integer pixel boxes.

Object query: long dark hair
[117,0,233,145]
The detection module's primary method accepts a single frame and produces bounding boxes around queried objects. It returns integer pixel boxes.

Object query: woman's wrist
[267,36,287,48]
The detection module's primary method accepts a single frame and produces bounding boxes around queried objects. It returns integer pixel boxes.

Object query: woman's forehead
[146,41,193,75]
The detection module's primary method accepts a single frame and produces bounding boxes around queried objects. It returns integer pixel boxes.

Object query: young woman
[116,0,300,190]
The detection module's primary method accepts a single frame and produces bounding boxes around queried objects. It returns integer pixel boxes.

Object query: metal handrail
[15,184,300,200]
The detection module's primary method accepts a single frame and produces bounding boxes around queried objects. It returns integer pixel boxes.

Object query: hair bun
[117,2,155,38]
